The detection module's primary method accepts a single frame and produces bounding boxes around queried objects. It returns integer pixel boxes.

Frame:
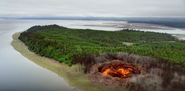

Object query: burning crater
[88,60,146,88]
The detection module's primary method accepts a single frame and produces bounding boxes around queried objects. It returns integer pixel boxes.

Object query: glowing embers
[102,67,132,78]
[88,60,147,88]
[102,68,111,76]
[99,61,142,78]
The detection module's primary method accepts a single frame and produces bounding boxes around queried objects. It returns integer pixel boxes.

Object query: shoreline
[11,32,105,91]
[11,30,185,91]
[82,23,185,40]
[171,34,185,40]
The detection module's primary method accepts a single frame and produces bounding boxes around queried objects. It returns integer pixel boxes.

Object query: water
[0,19,185,91]
[0,19,75,91]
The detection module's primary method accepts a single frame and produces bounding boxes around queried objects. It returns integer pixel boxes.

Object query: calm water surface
[0,19,184,91]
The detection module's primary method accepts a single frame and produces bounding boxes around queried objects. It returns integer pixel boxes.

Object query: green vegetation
[18,24,185,71]
[11,32,106,91]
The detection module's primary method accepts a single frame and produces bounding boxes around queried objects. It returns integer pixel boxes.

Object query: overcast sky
[0,0,185,17]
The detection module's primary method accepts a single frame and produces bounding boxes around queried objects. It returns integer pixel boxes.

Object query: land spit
[12,32,185,91]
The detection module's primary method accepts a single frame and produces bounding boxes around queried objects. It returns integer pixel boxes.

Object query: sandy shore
[11,32,106,91]
[84,22,175,30]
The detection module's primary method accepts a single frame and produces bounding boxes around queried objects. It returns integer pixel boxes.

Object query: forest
[18,24,185,71]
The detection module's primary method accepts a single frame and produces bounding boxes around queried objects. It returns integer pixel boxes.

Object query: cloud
[0,0,185,17]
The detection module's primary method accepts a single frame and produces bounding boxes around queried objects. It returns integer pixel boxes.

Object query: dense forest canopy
[19,24,185,71]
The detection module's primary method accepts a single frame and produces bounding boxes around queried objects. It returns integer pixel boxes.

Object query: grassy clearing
[11,32,105,91]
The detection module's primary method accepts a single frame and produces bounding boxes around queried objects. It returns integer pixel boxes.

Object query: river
[0,19,185,91]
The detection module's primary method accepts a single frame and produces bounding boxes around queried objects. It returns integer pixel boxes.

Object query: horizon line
[1,16,185,18]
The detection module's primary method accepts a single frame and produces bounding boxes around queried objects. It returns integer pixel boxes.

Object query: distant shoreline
[1,17,185,28]
[171,34,185,40]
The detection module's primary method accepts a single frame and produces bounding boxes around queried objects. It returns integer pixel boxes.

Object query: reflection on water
[0,19,185,91]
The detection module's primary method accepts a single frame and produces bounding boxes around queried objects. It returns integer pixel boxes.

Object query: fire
[102,67,132,77]
[103,68,111,76]
[118,69,130,76]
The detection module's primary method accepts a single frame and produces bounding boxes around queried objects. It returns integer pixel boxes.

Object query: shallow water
[0,19,185,91]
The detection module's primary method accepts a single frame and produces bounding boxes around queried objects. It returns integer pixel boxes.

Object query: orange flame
[118,69,130,76]
[102,68,132,77]
[103,68,111,76]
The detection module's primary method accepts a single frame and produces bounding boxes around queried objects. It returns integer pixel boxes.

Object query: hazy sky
[0,0,185,17]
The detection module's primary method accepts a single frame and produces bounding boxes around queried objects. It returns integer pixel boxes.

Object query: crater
[88,60,146,88]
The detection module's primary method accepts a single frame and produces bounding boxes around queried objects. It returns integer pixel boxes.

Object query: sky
[0,0,185,17]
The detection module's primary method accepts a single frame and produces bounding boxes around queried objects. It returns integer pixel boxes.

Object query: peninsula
[17,24,185,91]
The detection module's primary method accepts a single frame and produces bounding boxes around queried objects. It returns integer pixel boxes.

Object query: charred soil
[88,60,146,88]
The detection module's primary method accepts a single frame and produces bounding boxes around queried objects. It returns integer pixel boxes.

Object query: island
[14,24,185,91]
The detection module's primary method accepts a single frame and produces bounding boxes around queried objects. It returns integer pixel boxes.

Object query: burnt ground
[88,60,146,88]
[81,53,185,91]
